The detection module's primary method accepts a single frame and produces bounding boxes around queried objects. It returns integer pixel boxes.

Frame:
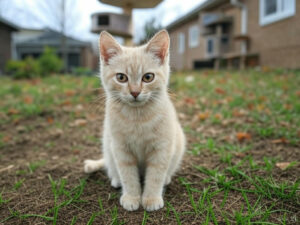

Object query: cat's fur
[84,30,185,211]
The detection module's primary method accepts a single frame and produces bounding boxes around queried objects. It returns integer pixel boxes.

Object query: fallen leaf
[2,136,11,143]
[184,97,196,105]
[69,119,87,127]
[236,132,251,141]
[271,138,288,144]
[61,100,71,106]
[234,152,246,158]
[214,113,222,120]
[65,90,76,97]
[23,96,33,104]
[276,162,291,170]
[198,112,209,120]
[215,88,226,95]
[47,117,54,124]
[8,108,19,115]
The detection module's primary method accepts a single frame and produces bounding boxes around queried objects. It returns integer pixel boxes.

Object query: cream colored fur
[84,30,185,211]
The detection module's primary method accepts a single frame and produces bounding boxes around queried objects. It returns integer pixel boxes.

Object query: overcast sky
[0,0,205,43]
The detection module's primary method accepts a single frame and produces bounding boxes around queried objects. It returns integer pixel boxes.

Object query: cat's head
[99,30,170,107]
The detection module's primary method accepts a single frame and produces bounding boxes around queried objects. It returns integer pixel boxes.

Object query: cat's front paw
[120,194,140,211]
[111,178,121,188]
[142,196,164,211]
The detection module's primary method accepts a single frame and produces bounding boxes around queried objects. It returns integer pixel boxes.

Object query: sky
[0,0,205,43]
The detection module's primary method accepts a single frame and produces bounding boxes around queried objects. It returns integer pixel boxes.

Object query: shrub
[5,57,40,79]
[72,67,93,76]
[38,47,63,75]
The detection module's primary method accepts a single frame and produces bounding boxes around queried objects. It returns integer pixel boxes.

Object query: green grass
[0,70,299,224]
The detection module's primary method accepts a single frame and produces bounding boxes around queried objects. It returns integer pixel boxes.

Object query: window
[207,38,214,54]
[98,15,109,26]
[260,0,296,26]
[178,33,185,54]
[189,25,199,48]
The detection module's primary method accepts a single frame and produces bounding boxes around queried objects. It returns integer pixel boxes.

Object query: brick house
[166,0,300,70]
[0,17,18,74]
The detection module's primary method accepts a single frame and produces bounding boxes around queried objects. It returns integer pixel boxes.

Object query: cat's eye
[142,73,155,83]
[116,73,128,83]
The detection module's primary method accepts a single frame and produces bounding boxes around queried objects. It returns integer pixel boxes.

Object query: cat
[84,30,185,211]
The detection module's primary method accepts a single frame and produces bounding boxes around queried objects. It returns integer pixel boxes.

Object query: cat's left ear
[146,30,170,64]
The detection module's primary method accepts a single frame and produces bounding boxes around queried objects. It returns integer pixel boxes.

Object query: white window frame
[188,25,199,48]
[178,32,185,54]
[260,0,296,26]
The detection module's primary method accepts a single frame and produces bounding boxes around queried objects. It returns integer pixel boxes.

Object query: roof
[0,16,19,31]
[16,29,89,47]
[166,0,227,31]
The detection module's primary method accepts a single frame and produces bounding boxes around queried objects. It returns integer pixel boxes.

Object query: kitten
[84,30,185,211]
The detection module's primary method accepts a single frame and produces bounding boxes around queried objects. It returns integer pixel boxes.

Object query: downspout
[230,0,248,56]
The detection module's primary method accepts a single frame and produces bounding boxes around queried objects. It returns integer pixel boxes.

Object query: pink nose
[130,91,140,98]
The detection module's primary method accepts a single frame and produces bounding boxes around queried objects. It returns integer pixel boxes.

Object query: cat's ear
[146,30,170,64]
[99,31,122,64]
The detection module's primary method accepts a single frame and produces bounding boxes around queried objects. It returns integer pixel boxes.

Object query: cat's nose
[130,91,140,99]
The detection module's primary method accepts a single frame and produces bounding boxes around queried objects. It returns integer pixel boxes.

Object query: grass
[0,69,299,224]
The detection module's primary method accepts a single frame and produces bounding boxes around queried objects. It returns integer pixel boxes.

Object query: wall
[169,17,206,71]
[246,0,300,69]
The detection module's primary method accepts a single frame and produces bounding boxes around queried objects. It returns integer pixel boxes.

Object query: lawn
[0,70,299,224]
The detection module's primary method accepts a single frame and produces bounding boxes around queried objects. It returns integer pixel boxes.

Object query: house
[166,0,300,70]
[14,28,97,71]
[0,17,18,74]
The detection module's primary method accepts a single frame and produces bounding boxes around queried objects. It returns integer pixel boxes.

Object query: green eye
[116,73,128,83]
[142,73,155,83]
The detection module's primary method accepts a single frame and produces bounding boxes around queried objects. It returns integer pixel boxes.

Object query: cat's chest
[110,113,162,150]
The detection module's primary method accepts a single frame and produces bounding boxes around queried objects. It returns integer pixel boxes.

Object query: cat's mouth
[128,99,147,107]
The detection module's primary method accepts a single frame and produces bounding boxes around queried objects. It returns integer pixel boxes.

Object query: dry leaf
[215,88,226,95]
[65,90,76,97]
[184,97,196,105]
[214,113,222,120]
[2,136,11,143]
[276,162,291,170]
[70,119,87,127]
[198,112,209,120]
[47,117,54,124]
[236,132,251,141]
[271,138,288,144]
[8,108,19,115]
[23,96,33,104]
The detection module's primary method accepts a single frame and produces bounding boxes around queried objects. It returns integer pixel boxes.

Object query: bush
[72,67,93,76]
[38,47,63,75]
[5,47,63,79]
[5,57,40,79]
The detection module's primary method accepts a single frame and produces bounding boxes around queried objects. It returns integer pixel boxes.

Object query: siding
[169,18,206,70]
[246,0,300,69]
[0,23,12,73]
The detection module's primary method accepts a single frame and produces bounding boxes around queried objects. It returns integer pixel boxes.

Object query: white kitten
[84,30,185,211]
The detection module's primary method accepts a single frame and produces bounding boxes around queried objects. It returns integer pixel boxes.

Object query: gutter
[230,0,247,55]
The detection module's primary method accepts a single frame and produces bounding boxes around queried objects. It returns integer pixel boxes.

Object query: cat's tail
[84,158,105,174]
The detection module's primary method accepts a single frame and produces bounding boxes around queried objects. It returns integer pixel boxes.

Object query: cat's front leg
[142,144,171,211]
[112,142,141,211]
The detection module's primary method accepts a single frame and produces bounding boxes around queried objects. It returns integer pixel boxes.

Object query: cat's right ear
[99,31,122,64]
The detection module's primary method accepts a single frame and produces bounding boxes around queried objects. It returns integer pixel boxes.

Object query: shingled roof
[0,16,19,31]
[166,0,227,31]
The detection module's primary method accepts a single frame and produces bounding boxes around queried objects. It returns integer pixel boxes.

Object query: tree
[30,0,81,72]
[139,18,162,45]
